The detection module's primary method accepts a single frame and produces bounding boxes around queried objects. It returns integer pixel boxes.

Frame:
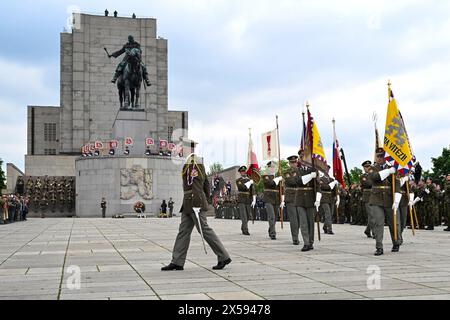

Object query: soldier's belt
[238,191,250,195]
[183,190,193,195]
[373,186,390,189]
[298,187,313,190]
[285,187,298,191]
[321,191,332,194]
[264,189,280,192]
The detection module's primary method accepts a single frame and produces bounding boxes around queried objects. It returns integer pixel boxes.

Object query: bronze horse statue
[117,47,144,109]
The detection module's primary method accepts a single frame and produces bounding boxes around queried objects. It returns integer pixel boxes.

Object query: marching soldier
[319,165,339,235]
[235,166,256,236]
[161,154,231,271]
[262,161,283,240]
[397,172,409,243]
[361,160,374,238]
[297,160,321,251]
[368,148,402,256]
[281,155,301,245]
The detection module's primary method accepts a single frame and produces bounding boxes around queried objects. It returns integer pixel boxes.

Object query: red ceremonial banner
[125,137,134,146]
[109,140,119,149]
[146,138,155,146]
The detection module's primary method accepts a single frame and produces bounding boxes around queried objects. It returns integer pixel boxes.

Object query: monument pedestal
[113,110,158,156]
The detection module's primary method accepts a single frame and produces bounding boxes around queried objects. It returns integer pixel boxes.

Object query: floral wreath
[133,201,146,213]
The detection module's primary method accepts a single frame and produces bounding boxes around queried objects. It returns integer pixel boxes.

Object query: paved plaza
[0,217,450,300]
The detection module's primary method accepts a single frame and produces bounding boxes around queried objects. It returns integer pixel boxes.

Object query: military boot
[111,72,119,83]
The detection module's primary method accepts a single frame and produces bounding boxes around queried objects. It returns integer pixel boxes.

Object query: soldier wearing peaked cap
[319,165,339,235]
[361,160,374,238]
[235,166,256,236]
[368,148,402,256]
[161,154,231,271]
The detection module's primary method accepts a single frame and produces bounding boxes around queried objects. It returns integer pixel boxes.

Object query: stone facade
[25,155,78,177]
[75,156,185,217]
[6,163,24,194]
[208,166,241,192]
[27,106,60,156]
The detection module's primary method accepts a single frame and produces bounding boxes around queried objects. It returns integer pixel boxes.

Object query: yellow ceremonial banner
[312,121,327,162]
[383,98,413,168]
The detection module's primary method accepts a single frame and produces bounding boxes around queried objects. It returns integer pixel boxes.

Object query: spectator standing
[161,200,167,217]
[168,198,174,217]
[101,198,107,218]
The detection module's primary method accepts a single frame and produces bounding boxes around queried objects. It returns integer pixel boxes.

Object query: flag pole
[276,115,284,229]
[388,80,398,242]
[405,178,415,236]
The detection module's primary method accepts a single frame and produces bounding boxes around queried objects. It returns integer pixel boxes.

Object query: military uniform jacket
[180,163,209,213]
[235,176,256,205]
[262,174,281,205]
[368,164,400,208]
[360,173,372,203]
[283,167,300,204]
[296,165,316,208]
[422,184,438,206]
[445,181,450,205]
[319,175,337,204]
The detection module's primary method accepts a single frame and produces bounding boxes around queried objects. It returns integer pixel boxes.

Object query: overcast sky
[1,0,449,175]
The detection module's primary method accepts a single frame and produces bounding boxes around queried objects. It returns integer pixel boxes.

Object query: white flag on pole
[261,129,279,161]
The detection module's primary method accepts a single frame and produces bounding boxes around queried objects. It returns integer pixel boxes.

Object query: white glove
[425,188,430,194]
[301,172,316,185]
[314,192,322,211]
[273,176,283,185]
[400,177,408,186]
[336,195,340,207]
[328,180,338,189]
[379,168,395,181]
[251,195,256,208]
[408,193,415,207]
[318,171,325,178]
[392,192,402,211]
[388,167,396,174]
[280,195,285,208]
[244,179,254,189]
[193,207,201,215]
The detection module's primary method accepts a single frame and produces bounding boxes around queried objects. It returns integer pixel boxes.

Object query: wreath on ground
[133,201,146,213]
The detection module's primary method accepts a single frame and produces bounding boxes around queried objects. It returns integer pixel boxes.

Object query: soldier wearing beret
[368,148,402,256]
[235,166,256,236]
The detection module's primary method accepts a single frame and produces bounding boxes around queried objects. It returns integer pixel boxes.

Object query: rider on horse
[109,35,151,86]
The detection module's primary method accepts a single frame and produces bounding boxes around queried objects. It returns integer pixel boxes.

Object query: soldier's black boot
[444,226,450,232]
[161,263,184,271]
[212,258,232,270]
[426,226,434,230]
[364,229,371,238]
[301,245,310,252]
[242,231,250,236]
[374,248,383,256]
[308,244,314,250]
[293,240,299,245]
[391,245,400,252]
[326,230,334,235]
[144,78,151,86]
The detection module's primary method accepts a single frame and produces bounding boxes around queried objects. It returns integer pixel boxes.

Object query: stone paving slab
[0,218,449,300]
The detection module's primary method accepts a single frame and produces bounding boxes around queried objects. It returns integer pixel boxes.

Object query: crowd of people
[0,194,29,224]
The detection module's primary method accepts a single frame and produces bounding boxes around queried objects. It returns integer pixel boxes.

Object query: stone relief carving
[120,165,153,200]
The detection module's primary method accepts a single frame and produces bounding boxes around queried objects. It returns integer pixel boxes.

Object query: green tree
[208,162,224,175]
[425,147,450,186]
[0,158,6,194]
[349,167,363,185]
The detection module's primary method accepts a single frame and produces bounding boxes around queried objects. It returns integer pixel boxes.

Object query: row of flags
[245,82,415,188]
[81,138,179,154]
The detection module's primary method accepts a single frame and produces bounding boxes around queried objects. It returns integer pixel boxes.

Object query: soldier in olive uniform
[368,148,402,256]
[297,161,321,251]
[162,154,231,271]
[319,165,339,235]
[414,180,426,229]
[361,160,374,238]
[423,177,438,230]
[444,174,450,232]
[262,161,283,240]
[235,166,256,236]
[281,155,302,245]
